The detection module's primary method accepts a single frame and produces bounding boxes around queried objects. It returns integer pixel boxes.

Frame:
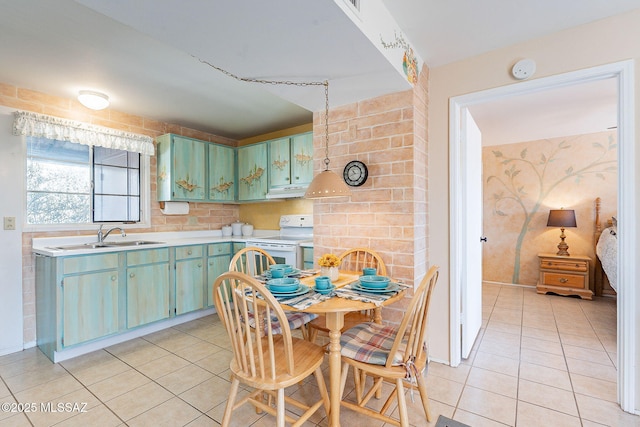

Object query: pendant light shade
[303,81,351,199]
[78,90,110,110]
[304,169,352,198]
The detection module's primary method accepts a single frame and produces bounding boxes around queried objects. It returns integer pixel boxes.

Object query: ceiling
[0,0,638,141]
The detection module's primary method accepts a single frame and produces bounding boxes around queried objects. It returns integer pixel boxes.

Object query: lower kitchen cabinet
[175,245,205,315]
[302,246,314,270]
[126,248,170,328]
[62,270,119,347]
[206,243,232,306]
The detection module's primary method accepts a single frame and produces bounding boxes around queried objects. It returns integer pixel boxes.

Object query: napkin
[277,290,332,310]
[335,282,411,306]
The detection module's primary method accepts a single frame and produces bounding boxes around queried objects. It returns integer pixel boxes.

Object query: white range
[245,215,313,269]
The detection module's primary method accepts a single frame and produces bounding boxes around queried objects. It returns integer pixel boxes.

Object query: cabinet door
[208,143,236,202]
[291,132,314,185]
[127,264,170,328]
[237,143,268,201]
[175,258,205,315]
[172,136,206,200]
[269,137,291,187]
[207,254,231,307]
[62,271,119,347]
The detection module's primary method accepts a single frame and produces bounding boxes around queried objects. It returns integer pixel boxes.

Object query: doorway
[449,61,636,412]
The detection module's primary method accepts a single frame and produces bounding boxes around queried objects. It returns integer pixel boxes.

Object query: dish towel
[335,282,411,306]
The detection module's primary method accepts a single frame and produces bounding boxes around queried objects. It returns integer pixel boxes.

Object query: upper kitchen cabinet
[208,143,236,202]
[237,142,268,201]
[267,132,313,198]
[156,134,206,201]
[290,132,314,186]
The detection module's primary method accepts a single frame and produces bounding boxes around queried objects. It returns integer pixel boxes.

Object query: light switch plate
[3,216,16,230]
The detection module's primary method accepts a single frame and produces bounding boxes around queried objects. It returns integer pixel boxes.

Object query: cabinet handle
[129,273,135,278]
[187,250,193,255]
[559,278,568,283]
[111,275,117,281]
[198,263,202,268]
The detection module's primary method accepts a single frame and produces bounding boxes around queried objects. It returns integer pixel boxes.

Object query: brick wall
[0,83,240,345]
[312,65,429,324]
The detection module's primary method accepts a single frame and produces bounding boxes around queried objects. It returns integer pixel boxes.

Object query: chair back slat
[338,247,387,276]
[386,265,439,368]
[229,247,276,276]
[213,271,296,381]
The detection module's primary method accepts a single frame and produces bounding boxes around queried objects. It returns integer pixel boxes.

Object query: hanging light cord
[195,57,331,171]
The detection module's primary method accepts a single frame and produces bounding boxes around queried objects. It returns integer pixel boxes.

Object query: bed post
[594,197,603,296]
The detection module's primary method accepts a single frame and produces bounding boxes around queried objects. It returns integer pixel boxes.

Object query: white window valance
[13,111,154,156]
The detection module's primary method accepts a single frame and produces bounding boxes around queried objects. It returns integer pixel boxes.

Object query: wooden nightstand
[537,253,592,300]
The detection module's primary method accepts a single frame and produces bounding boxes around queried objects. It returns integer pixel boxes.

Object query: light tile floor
[0,284,637,426]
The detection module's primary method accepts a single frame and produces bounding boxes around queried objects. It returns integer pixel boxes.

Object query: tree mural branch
[487,135,616,283]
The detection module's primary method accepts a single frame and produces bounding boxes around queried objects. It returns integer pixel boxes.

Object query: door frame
[449,60,636,411]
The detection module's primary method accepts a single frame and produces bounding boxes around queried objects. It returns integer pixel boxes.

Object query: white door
[461,108,483,359]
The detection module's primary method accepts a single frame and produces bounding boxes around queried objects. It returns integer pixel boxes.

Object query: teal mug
[315,276,331,290]
[362,267,377,276]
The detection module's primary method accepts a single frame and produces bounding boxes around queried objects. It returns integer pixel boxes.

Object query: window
[26,137,141,225]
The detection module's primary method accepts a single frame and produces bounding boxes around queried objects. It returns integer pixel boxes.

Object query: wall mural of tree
[485,132,617,285]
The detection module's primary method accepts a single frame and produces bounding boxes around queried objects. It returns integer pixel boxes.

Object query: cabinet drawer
[175,245,203,260]
[541,272,585,289]
[540,259,587,272]
[127,248,170,266]
[63,253,119,274]
[208,243,231,256]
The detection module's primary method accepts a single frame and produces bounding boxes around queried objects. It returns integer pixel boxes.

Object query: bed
[594,197,617,295]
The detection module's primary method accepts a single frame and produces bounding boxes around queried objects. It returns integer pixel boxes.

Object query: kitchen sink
[48,241,164,251]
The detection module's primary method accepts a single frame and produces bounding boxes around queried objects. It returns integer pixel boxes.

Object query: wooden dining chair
[307,247,387,344]
[338,265,439,426]
[213,271,329,427]
[229,247,317,339]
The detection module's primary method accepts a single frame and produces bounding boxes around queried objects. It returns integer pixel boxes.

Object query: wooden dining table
[280,271,407,427]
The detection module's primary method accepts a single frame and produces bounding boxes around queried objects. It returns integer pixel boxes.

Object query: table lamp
[547,209,577,256]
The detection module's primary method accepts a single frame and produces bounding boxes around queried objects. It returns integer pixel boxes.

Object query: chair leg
[315,366,331,415]
[221,377,240,427]
[395,378,409,427]
[415,373,432,422]
[276,388,285,427]
[308,326,318,343]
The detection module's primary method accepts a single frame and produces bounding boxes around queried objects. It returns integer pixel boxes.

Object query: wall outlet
[3,216,16,230]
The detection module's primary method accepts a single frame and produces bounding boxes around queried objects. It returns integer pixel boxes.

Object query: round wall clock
[343,160,368,187]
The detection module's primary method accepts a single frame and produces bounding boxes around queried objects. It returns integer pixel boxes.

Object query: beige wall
[482,131,617,287]
[428,9,640,408]
[0,82,243,345]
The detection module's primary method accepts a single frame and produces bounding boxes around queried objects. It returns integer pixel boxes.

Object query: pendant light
[195,57,351,199]
[304,81,351,199]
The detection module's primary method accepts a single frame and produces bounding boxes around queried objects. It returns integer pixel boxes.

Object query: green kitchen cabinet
[175,245,205,315]
[268,132,314,189]
[302,246,314,270]
[237,142,268,201]
[156,134,206,201]
[126,248,170,328]
[290,132,314,186]
[35,252,121,360]
[206,243,232,307]
[208,143,236,202]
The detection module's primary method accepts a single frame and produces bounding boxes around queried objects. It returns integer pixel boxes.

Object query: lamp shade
[304,170,352,199]
[78,90,110,110]
[547,209,577,228]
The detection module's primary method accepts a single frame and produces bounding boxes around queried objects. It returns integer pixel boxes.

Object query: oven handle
[247,242,298,252]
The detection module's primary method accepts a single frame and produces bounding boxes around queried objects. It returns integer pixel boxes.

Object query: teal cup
[270,268,285,278]
[362,267,377,276]
[315,276,331,290]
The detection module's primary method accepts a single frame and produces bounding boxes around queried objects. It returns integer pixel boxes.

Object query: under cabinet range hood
[265,185,307,199]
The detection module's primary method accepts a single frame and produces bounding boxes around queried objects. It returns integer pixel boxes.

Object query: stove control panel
[279,215,313,228]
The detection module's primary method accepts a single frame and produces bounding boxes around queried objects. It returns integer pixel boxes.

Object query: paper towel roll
[160,201,189,215]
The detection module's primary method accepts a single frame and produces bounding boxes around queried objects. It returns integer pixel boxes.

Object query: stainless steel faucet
[97,225,126,243]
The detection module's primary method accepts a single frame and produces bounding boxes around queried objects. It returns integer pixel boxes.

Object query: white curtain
[12,111,154,155]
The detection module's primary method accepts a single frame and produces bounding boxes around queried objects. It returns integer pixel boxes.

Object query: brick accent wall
[312,66,429,324]
[0,83,240,345]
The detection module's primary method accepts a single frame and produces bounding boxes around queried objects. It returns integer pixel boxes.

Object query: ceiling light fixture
[196,57,351,200]
[77,90,110,110]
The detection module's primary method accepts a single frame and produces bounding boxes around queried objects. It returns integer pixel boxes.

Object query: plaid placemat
[335,282,411,306]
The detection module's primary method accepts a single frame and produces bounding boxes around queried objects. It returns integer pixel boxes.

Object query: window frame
[23,137,151,233]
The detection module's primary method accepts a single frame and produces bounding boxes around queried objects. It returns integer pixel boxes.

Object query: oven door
[247,241,300,268]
